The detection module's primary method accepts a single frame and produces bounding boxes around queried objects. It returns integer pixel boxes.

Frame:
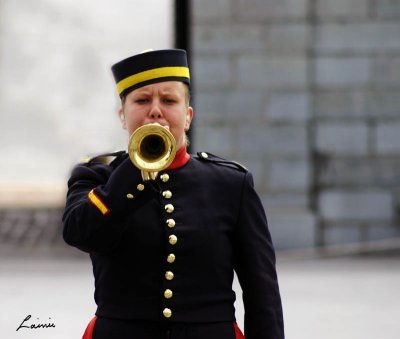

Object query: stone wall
[191,0,400,249]
[313,0,400,246]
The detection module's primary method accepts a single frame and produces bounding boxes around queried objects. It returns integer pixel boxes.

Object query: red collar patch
[167,146,190,170]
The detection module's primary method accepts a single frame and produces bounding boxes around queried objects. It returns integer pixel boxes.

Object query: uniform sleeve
[62,157,159,254]
[233,172,284,339]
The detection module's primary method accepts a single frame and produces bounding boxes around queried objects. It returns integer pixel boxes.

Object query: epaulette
[196,151,247,172]
[80,150,127,166]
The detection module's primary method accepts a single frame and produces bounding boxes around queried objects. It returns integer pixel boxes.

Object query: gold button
[167,253,176,263]
[163,308,172,318]
[165,204,174,213]
[126,193,134,199]
[166,219,176,228]
[201,152,208,158]
[164,289,173,299]
[162,190,172,199]
[165,271,174,280]
[160,173,170,182]
[137,184,145,191]
[169,235,178,245]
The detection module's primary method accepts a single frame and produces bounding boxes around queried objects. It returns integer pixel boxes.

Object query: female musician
[62,49,284,339]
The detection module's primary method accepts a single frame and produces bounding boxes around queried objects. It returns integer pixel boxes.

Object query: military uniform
[62,148,284,339]
[63,48,284,338]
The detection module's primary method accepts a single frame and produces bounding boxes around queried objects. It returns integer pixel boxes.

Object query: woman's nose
[149,102,163,119]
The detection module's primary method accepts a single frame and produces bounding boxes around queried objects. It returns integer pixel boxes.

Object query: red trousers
[83,316,245,339]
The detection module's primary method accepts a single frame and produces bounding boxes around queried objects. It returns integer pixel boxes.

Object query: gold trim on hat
[116,66,190,95]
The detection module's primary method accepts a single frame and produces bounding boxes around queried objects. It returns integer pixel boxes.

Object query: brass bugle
[128,124,177,179]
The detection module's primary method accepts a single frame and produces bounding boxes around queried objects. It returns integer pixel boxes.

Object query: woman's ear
[118,108,127,130]
[184,106,194,131]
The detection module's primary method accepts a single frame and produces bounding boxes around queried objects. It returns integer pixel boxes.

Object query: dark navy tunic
[62,151,284,339]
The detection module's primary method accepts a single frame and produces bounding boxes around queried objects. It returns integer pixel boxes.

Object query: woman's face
[119,81,193,150]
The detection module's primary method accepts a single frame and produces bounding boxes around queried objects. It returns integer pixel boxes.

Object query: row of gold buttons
[124,176,174,318]
[161,172,175,319]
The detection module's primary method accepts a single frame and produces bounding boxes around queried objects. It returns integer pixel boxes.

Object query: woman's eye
[164,98,176,104]
[135,98,148,104]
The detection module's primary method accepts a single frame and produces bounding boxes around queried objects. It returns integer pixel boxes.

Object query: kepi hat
[111,49,190,98]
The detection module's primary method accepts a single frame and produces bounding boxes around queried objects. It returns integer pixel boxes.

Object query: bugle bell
[128,124,177,181]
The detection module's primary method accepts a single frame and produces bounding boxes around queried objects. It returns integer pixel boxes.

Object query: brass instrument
[128,124,177,181]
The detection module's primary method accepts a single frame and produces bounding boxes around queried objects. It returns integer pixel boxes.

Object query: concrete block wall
[313,0,400,245]
[192,0,315,249]
[191,0,400,249]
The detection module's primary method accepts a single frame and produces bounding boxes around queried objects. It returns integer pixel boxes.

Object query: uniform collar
[167,146,190,170]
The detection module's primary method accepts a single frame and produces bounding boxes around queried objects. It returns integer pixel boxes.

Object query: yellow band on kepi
[88,189,110,216]
[116,66,190,95]
[111,49,190,97]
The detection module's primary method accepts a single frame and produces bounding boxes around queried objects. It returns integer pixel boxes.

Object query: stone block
[238,56,308,89]
[238,125,308,156]
[314,90,366,119]
[262,24,311,55]
[192,0,231,23]
[316,123,368,155]
[366,90,400,117]
[315,57,370,87]
[316,0,368,18]
[315,89,400,119]
[374,56,400,86]
[233,0,309,20]
[375,122,400,155]
[323,224,362,246]
[193,125,236,156]
[269,159,311,191]
[323,221,400,246]
[193,56,232,89]
[263,193,310,210]
[238,125,272,154]
[317,157,400,188]
[224,91,264,121]
[368,224,400,241]
[267,92,310,123]
[374,158,400,186]
[318,158,375,187]
[319,190,394,220]
[195,90,265,123]
[374,0,400,18]
[239,160,267,191]
[193,24,264,54]
[316,23,400,53]
[267,209,316,249]
[195,23,311,56]
[193,92,222,122]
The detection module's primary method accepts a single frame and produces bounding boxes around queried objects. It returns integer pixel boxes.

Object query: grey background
[1,1,400,338]
[0,0,399,249]
[192,0,400,249]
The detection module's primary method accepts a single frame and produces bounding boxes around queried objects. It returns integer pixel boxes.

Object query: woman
[62,49,284,339]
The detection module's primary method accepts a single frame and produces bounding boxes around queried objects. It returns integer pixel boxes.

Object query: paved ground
[1,248,399,339]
